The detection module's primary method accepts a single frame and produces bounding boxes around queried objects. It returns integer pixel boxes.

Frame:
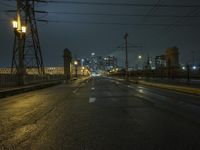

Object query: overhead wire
[0,1,15,8]
[46,1,200,8]
[142,0,162,22]
[47,11,200,18]
[166,7,200,31]
[2,0,200,8]
[3,0,200,28]
[40,20,200,27]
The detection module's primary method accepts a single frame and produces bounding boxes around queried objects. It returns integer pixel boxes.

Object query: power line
[4,0,200,8]
[44,20,200,27]
[47,1,200,8]
[0,1,15,8]
[166,8,200,30]
[48,11,200,18]
[142,0,163,22]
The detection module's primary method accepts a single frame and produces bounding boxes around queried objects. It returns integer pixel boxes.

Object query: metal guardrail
[109,69,200,80]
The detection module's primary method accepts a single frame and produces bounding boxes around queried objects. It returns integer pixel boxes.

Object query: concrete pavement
[108,77,200,95]
[0,77,200,149]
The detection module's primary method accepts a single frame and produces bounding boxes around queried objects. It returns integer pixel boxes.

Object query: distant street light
[192,66,197,70]
[81,66,85,76]
[138,55,143,70]
[74,61,78,78]
[182,66,186,70]
[81,59,85,66]
[74,61,78,65]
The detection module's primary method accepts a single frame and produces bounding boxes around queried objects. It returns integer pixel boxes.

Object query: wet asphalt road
[1,77,200,150]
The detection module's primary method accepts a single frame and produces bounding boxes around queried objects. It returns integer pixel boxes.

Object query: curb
[108,77,200,96]
[0,81,63,98]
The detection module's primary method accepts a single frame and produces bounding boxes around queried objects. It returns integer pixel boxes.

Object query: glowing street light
[12,20,26,34]
[74,60,78,78]
[12,20,18,29]
[138,55,142,59]
[193,66,197,70]
[74,61,78,66]
[182,66,186,70]
[21,26,27,33]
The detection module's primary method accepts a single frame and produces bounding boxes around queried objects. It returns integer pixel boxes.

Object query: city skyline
[0,0,200,67]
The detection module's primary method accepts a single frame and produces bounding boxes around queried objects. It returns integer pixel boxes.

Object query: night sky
[0,0,200,67]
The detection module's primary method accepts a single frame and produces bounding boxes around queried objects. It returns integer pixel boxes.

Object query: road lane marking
[91,87,95,90]
[73,88,79,94]
[89,98,96,103]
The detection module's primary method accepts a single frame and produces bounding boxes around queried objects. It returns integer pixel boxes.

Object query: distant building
[155,55,166,69]
[89,53,98,71]
[96,56,105,70]
[79,54,118,72]
[165,46,180,68]
[144,55,153,70]
[104,56,118,70]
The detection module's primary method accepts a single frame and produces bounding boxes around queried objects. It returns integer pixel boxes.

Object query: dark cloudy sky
[0,0,200,67]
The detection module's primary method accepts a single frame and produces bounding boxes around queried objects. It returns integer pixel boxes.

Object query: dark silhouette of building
[104,56,118,70]
[165,46,180,68]
[155,55,166,69]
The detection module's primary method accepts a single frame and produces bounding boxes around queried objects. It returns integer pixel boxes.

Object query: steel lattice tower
[11,0,45,76]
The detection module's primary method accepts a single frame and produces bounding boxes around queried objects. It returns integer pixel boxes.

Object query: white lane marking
[91,87,95,90]
[73,88,79,94]
[89,98,96,103]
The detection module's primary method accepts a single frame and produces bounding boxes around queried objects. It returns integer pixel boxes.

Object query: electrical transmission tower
[11,0,46,84]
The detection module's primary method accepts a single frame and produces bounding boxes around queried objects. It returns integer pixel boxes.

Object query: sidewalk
[0,77,91,98]
[0,80,63,98]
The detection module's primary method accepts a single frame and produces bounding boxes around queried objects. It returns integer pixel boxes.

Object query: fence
[110,68,200,80]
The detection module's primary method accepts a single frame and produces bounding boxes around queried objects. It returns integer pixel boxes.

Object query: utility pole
[124,32,129,81]
[11,0,45,85]
[187,64,190,82]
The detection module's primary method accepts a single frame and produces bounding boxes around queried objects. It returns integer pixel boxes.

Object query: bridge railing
[109,68,200,80]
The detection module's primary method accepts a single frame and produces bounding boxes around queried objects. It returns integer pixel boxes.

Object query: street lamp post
[74,61,78,78]
[187,64,190,82]
[12,19,27,86]
[82,67,85,76]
